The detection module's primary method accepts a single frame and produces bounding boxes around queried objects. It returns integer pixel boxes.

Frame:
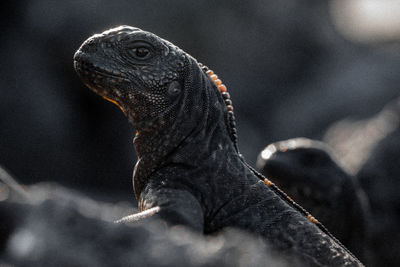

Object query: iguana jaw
[73,56,131,114]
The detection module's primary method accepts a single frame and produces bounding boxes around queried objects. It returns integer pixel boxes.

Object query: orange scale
[210,74,218,81]
[218,84,227,92]
[306,214,319,224]
[264,179,274,187]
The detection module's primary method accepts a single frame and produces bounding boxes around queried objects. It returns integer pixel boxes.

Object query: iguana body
[74,26,363,266]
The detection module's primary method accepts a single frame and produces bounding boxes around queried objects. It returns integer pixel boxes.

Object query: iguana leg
[117,188,204,232]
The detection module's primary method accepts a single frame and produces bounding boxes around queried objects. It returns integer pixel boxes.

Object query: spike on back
[198,63,239,152]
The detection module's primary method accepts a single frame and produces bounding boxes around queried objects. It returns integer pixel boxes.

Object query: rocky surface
[323,97,400,265]
[256,138,367,260]
[0,181,291,267]
[356,127,400,267]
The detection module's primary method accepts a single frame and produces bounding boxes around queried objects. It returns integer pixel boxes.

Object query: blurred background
[1,0,400,200]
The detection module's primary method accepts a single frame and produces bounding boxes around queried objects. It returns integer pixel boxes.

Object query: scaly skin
[74,26,363,266]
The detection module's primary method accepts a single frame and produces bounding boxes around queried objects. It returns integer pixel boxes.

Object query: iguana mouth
[74,57,129,83]
[74,56,131,115]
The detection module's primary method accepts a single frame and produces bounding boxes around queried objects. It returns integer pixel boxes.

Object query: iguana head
[74,25,194,130]
[74,26,238,196]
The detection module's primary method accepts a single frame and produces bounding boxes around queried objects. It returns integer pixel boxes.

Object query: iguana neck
[132,60,237,198]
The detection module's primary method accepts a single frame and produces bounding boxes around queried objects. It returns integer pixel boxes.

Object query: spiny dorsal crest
[198,63,239,152]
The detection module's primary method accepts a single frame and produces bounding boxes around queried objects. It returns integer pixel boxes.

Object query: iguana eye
[127,42,153,60]
[133,47,150,58]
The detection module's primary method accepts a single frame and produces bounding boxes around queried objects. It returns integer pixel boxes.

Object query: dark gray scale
[257,138,367,260]
[357,127,400,267]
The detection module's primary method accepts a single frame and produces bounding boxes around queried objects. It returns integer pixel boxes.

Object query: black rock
[0,182,291,267]
[357,127,400,267]
[256,137,367,260]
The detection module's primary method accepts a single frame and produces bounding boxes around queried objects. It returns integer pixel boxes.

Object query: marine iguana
[74,26,363,266]
[257,138,367,260]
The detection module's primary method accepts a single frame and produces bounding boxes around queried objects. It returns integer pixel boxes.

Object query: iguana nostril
[73,51,82,62]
